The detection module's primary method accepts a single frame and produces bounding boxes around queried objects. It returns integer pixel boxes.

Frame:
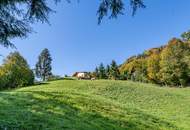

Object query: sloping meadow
[0,80,190,130]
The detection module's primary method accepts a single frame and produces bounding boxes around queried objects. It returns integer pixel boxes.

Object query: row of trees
[119,36,190,86]
[0,48,53,89]
[93,60,121,80]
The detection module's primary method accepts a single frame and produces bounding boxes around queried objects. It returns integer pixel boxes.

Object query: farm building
[72,72,91,79]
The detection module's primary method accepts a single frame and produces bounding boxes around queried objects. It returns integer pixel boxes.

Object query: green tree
[181,30,190,41]
[0,52,34,89]
[97,0,145,24]
[109,60,120,80]
[98,63,107,79]
[0,0,57,47]
[0,0,145,47]
[120,70,128,80]
[106,65,110,79]
[132,59,148,82]
[35,48,52,81]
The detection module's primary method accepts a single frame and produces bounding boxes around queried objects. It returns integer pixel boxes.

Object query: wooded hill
[119,38,190,86]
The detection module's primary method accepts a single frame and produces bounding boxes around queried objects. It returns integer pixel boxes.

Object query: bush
[0,52,34,89]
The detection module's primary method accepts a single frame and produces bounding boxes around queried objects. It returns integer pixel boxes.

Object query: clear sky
[1,0,190,76]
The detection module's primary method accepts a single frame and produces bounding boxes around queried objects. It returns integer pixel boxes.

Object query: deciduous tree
[147,53,160,83]
[159,39,190,86]
[0,52,34,89]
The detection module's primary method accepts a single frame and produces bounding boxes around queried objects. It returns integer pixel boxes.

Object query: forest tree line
[119,32,190,87]
[93,31,190,87]
[2,31,190,89]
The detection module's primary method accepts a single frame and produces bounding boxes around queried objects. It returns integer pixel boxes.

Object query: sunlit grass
[0,80,189,130]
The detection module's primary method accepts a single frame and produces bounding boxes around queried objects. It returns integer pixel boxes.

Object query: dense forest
[119,35,190,86]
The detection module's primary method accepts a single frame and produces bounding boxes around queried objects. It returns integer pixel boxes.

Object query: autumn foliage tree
[147,52,160,83]
[119,37,190,87]
[159,39,190,86]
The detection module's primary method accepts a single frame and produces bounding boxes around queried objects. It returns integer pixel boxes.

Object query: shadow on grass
[0,91,181,130]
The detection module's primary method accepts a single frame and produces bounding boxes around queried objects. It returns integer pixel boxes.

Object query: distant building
[72,72,91,80]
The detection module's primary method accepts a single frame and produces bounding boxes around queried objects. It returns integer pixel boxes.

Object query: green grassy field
[0,80,190,130]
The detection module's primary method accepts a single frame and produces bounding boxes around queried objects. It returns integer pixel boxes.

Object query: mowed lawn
[0,80,190,130]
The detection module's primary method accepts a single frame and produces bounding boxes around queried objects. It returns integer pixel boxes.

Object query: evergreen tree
[97,0,145,24]
[0,0,58,47]
[106,65,110,79]
[94,67,99,79]
[109,60,120,80]
[98,63,106,79]
[181,30,190,41]
[35,48,52,81]
[0,0,145,47]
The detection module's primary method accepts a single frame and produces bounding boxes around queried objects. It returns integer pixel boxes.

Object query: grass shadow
[0,91,181,130]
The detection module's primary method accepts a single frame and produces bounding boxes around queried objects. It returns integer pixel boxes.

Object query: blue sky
[1,0,190,76]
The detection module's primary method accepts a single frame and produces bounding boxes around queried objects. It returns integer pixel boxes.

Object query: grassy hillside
[0,80,190,130]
